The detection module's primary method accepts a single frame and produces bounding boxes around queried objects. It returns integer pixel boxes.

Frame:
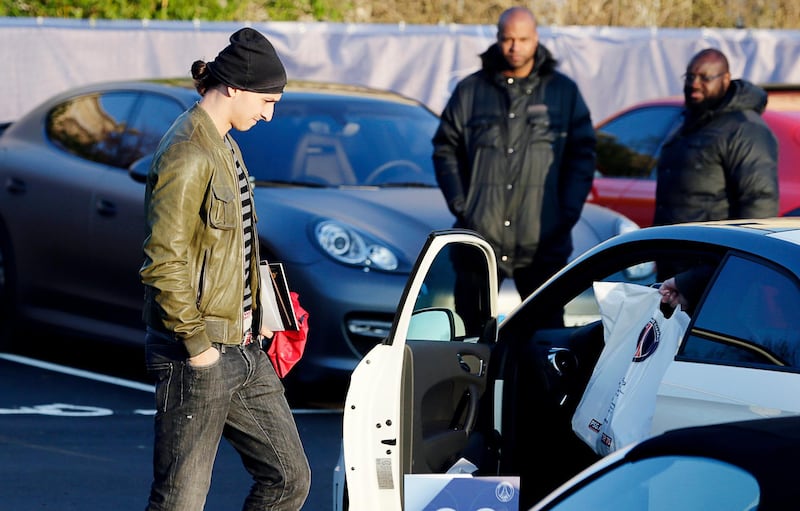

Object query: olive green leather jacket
[140,104,261,357]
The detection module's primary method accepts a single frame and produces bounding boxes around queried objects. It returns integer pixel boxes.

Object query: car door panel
[90,169,148,313]
[406,339,490,472]
[3,148,99,305]
[8,92,138,318]
[655,361,800,434]
[654,253,800,433]
[88,93,187,329]
[343,230,498,511]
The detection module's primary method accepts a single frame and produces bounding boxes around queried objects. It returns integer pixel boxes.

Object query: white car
[337,219,800,510]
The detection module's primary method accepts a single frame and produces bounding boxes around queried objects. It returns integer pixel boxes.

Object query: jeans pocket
[184,356,223,398]
[149,361,175,413]
[146,341,184,413]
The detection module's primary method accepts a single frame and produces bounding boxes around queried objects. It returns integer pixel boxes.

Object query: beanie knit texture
[207,27,287,94]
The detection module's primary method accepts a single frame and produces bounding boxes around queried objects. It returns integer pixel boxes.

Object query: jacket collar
[188,102,230,151]
[479,42,558,79]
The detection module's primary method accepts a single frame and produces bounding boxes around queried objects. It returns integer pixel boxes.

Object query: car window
[46,92,139,168]
[595,106,682,179]
[542,455,759,510]
[681,255,800,370]
[232,98,439,187]
[409,243,492,342]
[116,93,185,168]
[547,248,720,329]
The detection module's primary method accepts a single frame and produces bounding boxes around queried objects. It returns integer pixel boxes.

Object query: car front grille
[344,314,394,357]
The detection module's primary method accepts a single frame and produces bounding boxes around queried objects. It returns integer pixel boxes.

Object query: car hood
[253,186,455,268]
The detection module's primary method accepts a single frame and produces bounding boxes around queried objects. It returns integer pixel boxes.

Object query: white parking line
[0,352,342,415]
[1,352,155,392]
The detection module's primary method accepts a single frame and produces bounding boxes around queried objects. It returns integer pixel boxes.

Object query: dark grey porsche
[0,79,640,398]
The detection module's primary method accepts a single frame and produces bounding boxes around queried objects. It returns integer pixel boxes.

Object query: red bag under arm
[266,291,309,378]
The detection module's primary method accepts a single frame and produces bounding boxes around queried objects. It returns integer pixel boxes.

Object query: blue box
[404,474,520,511]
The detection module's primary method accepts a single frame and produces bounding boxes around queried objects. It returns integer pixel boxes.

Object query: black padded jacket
[432,43,596,276]
[654,80,779,226]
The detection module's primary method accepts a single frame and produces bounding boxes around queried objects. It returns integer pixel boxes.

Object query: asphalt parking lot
[0,348,342,510]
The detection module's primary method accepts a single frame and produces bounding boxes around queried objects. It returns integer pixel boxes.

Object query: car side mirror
[407,307,456,342]
[129,154,153,184]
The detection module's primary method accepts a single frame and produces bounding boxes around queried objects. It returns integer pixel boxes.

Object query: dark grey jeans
[144,334,310,511]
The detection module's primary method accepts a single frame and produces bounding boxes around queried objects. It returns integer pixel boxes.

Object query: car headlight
[314,220,399,271]
[615,217,657,280]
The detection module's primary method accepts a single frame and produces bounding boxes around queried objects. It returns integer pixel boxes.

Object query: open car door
[342,229,499,511]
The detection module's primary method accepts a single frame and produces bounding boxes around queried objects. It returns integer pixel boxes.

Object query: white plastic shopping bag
[571,282,690,455]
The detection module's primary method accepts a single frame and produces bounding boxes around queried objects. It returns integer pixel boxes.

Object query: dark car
[531,415,800,510]
[339,218,800,510]
[0,79,640,398]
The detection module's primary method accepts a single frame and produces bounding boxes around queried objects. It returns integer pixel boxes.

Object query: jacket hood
[720,79,768,115]
[479,43,557,77]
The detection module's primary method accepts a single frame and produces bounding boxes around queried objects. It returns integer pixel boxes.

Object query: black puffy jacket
[432,44,596,276]
[654,80,779,225]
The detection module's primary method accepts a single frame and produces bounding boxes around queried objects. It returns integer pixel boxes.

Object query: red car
[590,86,800,227]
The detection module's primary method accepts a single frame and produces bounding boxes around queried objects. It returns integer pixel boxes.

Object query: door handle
[457,352,484,376]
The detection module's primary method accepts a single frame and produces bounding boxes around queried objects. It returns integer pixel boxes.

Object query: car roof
[566,218,800,277]
[5,78,438,137]
[681,216,800,233]
[610,216,800,245]
[55,78,430,107]
[625,415,800,508]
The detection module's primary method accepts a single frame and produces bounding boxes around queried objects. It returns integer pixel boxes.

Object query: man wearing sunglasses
[653,48,778,228]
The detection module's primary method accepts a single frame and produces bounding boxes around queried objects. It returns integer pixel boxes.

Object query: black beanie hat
[207,28,287,94]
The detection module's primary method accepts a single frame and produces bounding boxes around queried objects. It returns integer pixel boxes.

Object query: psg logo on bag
[633,318,660,362]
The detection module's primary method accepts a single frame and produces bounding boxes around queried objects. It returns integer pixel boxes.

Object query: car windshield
[544,456,760,510]
[230,95,440,188]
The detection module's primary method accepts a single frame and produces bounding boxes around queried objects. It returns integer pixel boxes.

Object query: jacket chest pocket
[467,116,503,149]
[526,104,558,143]
[208,182,237,230]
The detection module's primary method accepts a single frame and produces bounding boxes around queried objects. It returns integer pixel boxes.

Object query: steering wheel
[364,159,424,184]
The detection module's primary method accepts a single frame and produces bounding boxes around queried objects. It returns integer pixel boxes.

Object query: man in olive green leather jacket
[140,28,310,511]
[140,99,259,357]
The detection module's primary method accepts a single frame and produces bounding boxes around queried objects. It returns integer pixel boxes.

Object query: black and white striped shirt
[225,136,254,337]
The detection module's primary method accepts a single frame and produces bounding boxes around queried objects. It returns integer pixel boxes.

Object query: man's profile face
[231,89,282,131]
[683,55,731,112]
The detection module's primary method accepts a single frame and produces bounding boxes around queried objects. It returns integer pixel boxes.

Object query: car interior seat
[291,133,356,185]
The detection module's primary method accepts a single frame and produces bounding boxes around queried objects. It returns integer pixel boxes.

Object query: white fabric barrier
[1,17,800,124]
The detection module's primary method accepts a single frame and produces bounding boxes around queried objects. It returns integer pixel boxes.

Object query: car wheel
[0,219,18,350]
